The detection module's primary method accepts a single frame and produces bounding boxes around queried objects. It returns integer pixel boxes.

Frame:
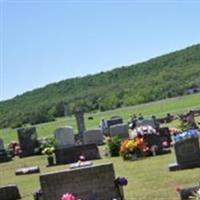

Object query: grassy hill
[0,44,200,128]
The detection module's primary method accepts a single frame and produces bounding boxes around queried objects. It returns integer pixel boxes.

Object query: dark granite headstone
[55,144,100,164]
[0,149,11,163]
[0,138,4,150]
[0,185,21,200]
[0,138,11,163]
[158,127,171,147]
[169,137,200,171]
[75,110,85,135]
[107,118,123,128]
[17,127,39,157]
[40,163,121,200]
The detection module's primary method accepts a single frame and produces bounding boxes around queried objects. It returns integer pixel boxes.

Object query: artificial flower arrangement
[42,147,55,157]
[119,137,145,160]
[61,193,76,200]
[174,129,198,143]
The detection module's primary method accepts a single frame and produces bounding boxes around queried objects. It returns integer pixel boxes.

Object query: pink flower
[79,155,86,161]
[61,193,76,200]
[176,187,181,193]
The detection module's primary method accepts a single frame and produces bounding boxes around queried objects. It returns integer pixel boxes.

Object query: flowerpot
[47,156,54,166]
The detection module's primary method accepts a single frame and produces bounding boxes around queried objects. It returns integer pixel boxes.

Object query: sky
[0,0,200,101]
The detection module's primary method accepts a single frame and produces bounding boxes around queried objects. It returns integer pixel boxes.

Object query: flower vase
[117,185,125,200]
[47,156,54,166]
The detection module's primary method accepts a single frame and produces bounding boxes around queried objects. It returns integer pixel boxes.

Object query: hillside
[0,44,200,128]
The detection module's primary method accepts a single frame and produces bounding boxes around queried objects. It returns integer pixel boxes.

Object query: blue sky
[0,0,200,101]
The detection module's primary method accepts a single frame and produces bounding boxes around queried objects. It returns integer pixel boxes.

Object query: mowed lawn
[0,93,200,200]
[0,146,200,200]
[0,93,200,144]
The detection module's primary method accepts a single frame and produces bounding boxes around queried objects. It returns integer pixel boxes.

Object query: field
[0,93,200,200]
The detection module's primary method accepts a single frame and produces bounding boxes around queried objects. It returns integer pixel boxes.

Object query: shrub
[107,136,122,157]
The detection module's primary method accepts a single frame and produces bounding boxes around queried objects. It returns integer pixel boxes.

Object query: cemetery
[0,105,200,200]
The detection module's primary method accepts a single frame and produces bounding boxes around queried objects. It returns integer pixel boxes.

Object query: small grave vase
[47,156,54,166]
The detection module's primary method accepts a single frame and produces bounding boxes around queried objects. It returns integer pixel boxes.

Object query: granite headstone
[54,126,75,149]
[109,123,129,139]
[17,127,38,157]
[40,163,121,200]
[169,137,200,171]
[83,128,103,145]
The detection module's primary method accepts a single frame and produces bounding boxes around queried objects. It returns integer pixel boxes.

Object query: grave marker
[169,137,200,171]
[110,123,129,139]
[40,163,121,200]
[83,128,103,145]
[17,127,38,157]
[54,126,75,149]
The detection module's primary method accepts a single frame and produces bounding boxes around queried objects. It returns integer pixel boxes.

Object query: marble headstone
[54,126,75,149]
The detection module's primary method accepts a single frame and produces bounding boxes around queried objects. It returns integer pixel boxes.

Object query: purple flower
[115,177,128,186]
[33,189,43,200]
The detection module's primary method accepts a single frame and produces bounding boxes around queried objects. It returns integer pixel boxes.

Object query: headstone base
[0,185,21,200]
[169,161,200,171]
[55,144,100,164]
[0,150,11,163]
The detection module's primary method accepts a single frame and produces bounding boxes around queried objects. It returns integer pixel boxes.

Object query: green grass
[0,147,200,200]
[1,93,200,145]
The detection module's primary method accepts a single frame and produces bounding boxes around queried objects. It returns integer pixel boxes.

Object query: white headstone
[109,123,129,139]
[0,138,4,150]
[54,126,75,149]
[83,129,103,145]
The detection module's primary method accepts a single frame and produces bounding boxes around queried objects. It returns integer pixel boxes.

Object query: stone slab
[169,161,200,171]
[15,166,40,175]
[40,163,120,200]
[0,185,21,200]
[83,128,103,145]
[55,144,100,164]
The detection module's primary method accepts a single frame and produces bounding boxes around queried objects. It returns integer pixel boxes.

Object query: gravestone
[109,123,129,139]
[40,163,121,200]
[17,127,39,157]
[0,185,21,200]
[169,137,200,171]
[0,138,4,150]
[54,126,75,149]
[75,110,85,135]
[107,118,123,128]
[55,144,100,164]
[136,119,157,129]
[0,138,10,163]
[83,128,103,145]
[158,127,171,147]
